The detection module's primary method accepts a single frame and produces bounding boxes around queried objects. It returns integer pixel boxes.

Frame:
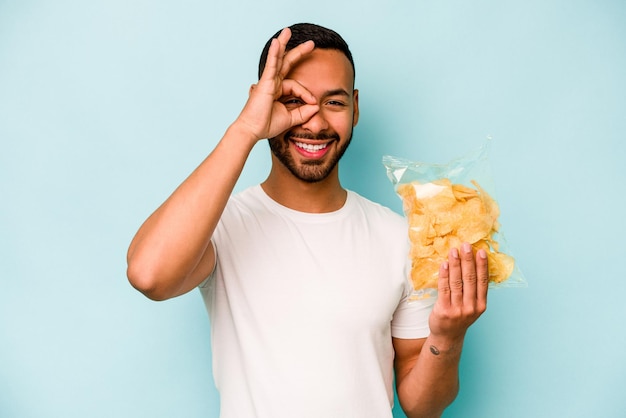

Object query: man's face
[268,48,359,183]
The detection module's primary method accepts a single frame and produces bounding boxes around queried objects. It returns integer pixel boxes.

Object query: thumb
[290,104,320,127]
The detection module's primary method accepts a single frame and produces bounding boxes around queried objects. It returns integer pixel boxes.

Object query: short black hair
[258,23,355,80]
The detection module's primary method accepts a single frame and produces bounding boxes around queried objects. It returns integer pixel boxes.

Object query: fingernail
[478,249,487,259]
[451,248,459,259]
[462,242,471,254]
[442,261,449,270]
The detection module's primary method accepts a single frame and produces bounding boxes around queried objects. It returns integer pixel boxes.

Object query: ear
[352,89,360,127]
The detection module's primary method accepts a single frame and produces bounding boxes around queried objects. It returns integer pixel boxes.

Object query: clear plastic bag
[383,139,527,300]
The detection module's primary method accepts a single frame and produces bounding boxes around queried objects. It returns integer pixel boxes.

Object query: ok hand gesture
[234,28,320,142]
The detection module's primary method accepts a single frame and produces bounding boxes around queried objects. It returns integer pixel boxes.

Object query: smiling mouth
[294,141,329,152]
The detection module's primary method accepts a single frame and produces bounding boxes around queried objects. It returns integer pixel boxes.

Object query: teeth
[295,142,328,152]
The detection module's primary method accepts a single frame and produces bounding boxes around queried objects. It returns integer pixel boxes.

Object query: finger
[290,104,320,127]
[459,243,478,306]
[279,39,315,79]
[279,79,319,126]
[448,247,463,306]
[281,79,317,105]
[276,26,292,47]
[259,28,292,82]
[476,249,489,311]
[273,27,292,76]
[260,37,282,82]
[437,260,451,308]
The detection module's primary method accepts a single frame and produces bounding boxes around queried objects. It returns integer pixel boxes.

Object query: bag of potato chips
[383,139,527,300]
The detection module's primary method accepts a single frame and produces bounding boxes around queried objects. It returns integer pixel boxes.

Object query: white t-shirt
[199,185,434,418]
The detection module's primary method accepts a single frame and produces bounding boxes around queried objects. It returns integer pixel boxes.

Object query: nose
[300,107,329,133]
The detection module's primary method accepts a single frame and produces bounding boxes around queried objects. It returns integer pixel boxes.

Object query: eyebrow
[322,88,351,98]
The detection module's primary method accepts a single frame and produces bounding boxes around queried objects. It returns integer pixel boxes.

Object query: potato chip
[410,257,440,290]
[401,178,515,291]
[487,252,515,283]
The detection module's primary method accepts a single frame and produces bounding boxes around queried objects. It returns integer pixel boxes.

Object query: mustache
[287,131,340,141]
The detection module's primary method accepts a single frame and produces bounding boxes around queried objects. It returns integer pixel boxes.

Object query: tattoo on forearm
[429,345,440,355]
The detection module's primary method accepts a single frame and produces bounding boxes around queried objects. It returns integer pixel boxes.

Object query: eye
[281,97,304,108]
[325,100,347,108]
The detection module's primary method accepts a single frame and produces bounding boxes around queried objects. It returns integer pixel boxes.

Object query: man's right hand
[127,28,321,301]
[233,27,320,142]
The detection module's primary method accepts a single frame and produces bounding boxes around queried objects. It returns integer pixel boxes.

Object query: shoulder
[224,185,266,214]
[214,186,269,232]
[230,185,263,206]
[348,190,406,229]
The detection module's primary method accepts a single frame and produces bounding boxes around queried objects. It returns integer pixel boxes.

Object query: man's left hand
[428,243,489,346]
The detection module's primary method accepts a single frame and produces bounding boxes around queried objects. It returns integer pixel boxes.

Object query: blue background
[1,1,625,417]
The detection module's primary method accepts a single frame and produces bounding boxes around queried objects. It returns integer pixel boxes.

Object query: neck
[261,162,347,213]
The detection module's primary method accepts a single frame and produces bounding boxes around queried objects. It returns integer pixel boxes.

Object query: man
[127,23,489,418]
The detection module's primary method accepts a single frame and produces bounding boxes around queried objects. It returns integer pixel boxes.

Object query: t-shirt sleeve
[390,282,435,339]
[198,237,218,289]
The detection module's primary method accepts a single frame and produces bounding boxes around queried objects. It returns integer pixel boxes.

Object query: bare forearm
[396,335,465,418]
[126,123,256,299]
[397,244,489,417]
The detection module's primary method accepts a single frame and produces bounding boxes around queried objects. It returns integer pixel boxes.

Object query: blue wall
[1,1,625,417]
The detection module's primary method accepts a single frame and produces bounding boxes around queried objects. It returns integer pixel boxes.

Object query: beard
[268,128,353,183]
